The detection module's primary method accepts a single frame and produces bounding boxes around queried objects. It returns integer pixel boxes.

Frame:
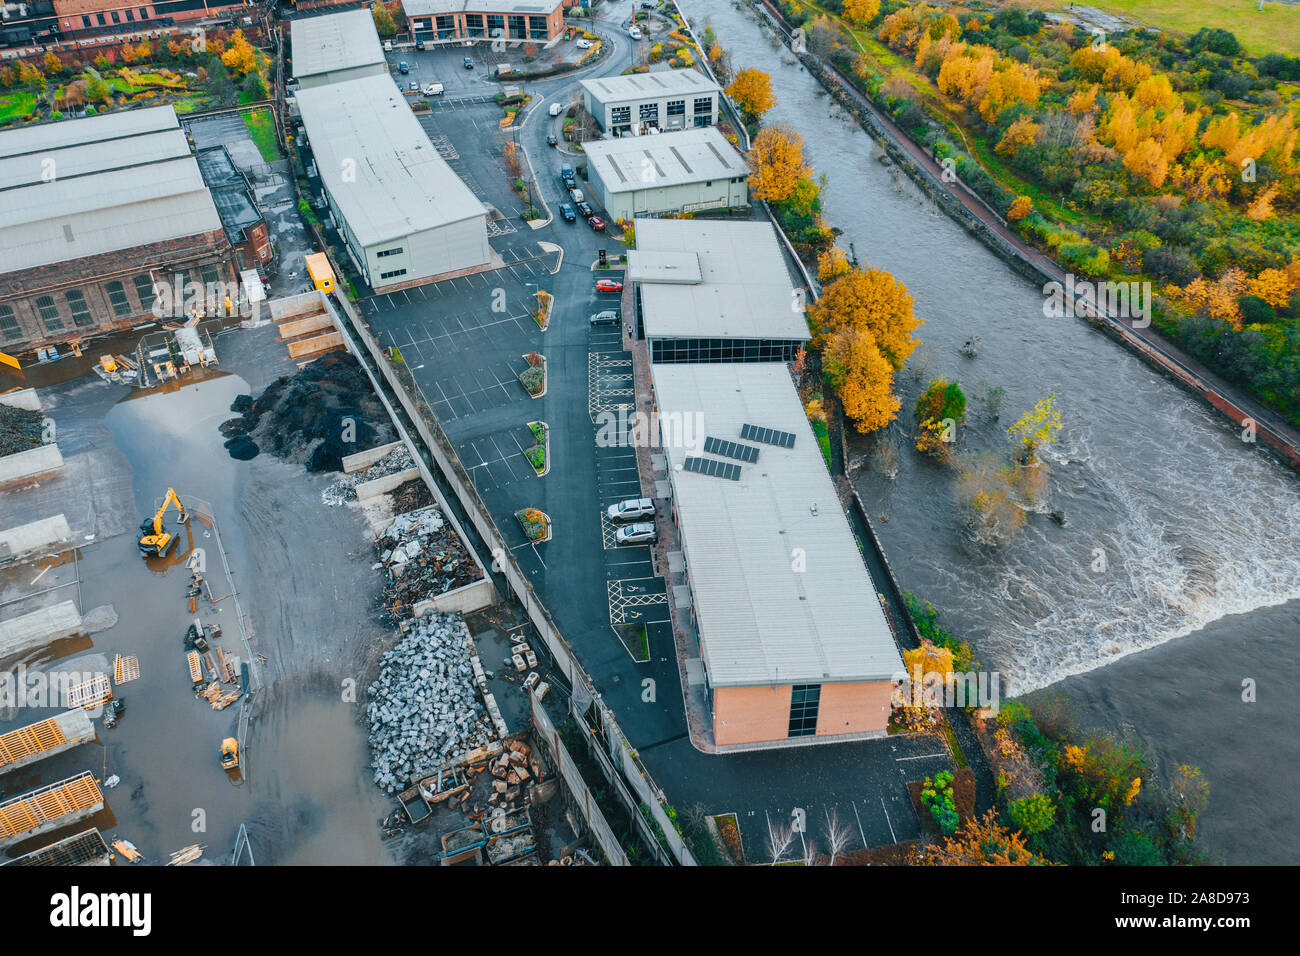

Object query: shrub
[921,771,959,834]
[1008,793,1056,835]
[519,365,544,395]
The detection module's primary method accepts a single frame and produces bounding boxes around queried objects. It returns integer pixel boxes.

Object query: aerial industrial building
[291,8,390,89]
[580,127,749,221]
[0,105,235,351]
[402,0,567,44]
[650,362,904,748]
[581,69,721,136]
[295,73,492,290]
[628,218,810,364]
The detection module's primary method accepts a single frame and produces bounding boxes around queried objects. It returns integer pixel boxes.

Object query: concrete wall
[354,466,420,502]
[595,178,749,221]
[342,440,406,475]
[0,389,41,412]
[0,709,96,775]
[369,214,492,290]
[414,575,494,616]
[0,514,72,562]
[0,601,82,659]
[0,443,64,484]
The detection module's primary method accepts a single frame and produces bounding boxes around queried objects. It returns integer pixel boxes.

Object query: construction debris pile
[390,477,435,514]
[376,507,480,622]
[220,353,395,471]
[0,405,45,455]
[367,614,495,792]
[321,446,415,507]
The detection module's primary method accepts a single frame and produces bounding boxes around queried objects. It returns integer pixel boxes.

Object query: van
[423,81,444,96]
[628,27,642,40]
[549,102,563,116]
[384,40,393,52]
[569,187,585,203]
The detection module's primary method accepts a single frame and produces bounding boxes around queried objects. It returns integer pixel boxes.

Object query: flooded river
[686,0,1300,862]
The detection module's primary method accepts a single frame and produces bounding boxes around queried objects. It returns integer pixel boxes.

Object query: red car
[588,215,606,231]
[595,278,623,294]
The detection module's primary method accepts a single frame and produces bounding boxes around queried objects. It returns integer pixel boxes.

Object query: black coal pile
[377,507,481,623]
[220,353,395,471]
[0,405,45,456]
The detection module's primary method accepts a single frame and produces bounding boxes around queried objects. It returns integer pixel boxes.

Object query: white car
[606,498,654,522]
[614,522,657,545]
[628,27,642,40]
[423,82,444,96]
[576,38,594,50]
[549,102,564,116]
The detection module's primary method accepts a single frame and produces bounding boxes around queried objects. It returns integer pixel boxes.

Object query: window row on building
[648,337,805,365]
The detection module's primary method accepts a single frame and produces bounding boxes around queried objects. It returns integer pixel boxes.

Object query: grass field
[242,108,281,162]
[1013,0,1300,56]
[0,91,36,124]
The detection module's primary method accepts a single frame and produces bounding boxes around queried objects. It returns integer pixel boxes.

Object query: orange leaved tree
[726,68,775,123]
[747,125,812,202]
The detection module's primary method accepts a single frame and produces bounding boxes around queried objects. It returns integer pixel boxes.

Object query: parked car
[562,174,577,191]
[547,133,558,147]
[577,201,593,218]
[384,40,394,52]
[463,56,475,69]
[589,215,606,231]
[628,27,642,40]
[606,498,654,522]
[408,81,419,92]
[560,203,577,222]
[640,0,656,8]
[615,522,657,545]
[569,187,585,203]
[399,61,410,74]
[589,310,621,326]
[549,102,564,116]
[560,164,574,179]
[576,38,594,50]
[416,39,426,51]
[423,81,444,96]
[595,279,623,294]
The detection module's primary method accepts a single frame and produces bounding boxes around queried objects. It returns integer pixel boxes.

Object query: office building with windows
[402,0,565,44]
[581,127,748,220]
[629,219,810,364]
[581,68,721,136]
[649,362,904,748]
[0,106,235,351]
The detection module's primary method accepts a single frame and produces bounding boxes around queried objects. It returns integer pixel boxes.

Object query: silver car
[606,497,654,523]
[615,522,657,545]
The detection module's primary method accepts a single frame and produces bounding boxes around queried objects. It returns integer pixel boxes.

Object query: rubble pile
[366,614,494,792]
[321,446,415,506]
[0,405,45,456]
[389,477,435,514]
[377,507,480,622]
[220,353,395,471]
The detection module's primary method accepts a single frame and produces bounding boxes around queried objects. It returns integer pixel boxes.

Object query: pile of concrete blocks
[321,446,415,506]
[375,506,480,622]
[366,613,498,793]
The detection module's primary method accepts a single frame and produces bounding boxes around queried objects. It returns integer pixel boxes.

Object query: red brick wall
[712,680,894,746]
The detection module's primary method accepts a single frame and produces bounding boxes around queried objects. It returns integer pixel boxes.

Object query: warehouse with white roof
[291,9,390,89]
[651,362,904,747]
[581,69,721,136]
[629,218,810,363]
[581,127,749,220]
[0,106,234,350]
[295,74,491,290]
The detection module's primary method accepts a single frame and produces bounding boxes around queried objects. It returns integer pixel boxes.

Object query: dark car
[560,203,577,222]
[577,201,594,218]
[589,215,606,231]
[416,39,426,51]
[562,175,577,192]
[463,56,475,69]
[547,134,558,147]
[399,61,409,74]
[589,309,621,326]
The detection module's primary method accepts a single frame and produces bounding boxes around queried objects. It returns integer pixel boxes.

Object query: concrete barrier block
[0,443,63,484]
[0,514,72,562]
[0,388,41,412]
[0,601,82,659]
[341,440,406,475]
[353,467,420,502]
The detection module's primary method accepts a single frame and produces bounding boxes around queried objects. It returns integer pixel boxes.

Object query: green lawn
[0,91,36,124]
[1016,0,1300,56]
[242,108,281,162]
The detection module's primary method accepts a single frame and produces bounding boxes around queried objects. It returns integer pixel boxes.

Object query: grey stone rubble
[321,446,415,506]
[366,612,495,793]
[380,507,446,567]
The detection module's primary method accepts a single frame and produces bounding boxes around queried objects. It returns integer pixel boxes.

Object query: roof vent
[63,223,74,242]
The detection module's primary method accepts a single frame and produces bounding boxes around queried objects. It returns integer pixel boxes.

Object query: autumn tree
[913,377,966,459]
[842,0,880,27]
[726,67,775,123]
[747,125,812,202]
[221,30,259,77]
[120,42,139,64]
[1006,196,1032,221]
[996,116,1039,155]
[43,52,63,75]
[924,810,1052,865]
[373,3,398,38]
[806,266,921,368]
[822,325,901,433]
[816,247,852,282]
[1007,394,1062,462]
[84,71,112,104]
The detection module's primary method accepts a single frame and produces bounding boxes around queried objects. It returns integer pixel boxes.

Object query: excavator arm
[138,488,189,557]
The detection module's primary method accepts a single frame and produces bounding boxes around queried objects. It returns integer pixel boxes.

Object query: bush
[1008,794,1056,835]
[921,771,959,835]
[519,365,544,395]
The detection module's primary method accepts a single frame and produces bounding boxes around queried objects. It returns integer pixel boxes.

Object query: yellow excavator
[137,488,189,557]
[220,737,239,771]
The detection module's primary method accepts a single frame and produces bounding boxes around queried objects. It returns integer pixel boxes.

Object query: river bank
[689,0,1300,864]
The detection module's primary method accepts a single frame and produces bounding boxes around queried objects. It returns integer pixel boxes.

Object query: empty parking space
[588,351,634,420]
[458,429,537,493]
[606,576,670,626]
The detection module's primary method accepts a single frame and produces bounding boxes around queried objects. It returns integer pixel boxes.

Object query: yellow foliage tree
[807,266,922,369]
[843,0,880,27]
[726,68,775,121]
[1246,184,1279,222]
[924,810,1052,866]
[1007,394,1063,461]
[1123,137,1168,188]
[1007,196,1032,221]
[996,116,1040,156]
[221,30,259,78]
[1170,156,1229,202]
[1067,83,1099,115]
[1133,74,1176,111]
[816,247,852,282]
[747,125,811,202]
[822,326,901,433]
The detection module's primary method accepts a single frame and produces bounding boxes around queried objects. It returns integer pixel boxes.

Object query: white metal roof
[632,219,811,342]
[651,363,902,688]
[403,0,559,15]
[584,126,747,194]
[295,74,487,247]
[0,106,223,274]
[291,9,387,80]
[581,68,720,105]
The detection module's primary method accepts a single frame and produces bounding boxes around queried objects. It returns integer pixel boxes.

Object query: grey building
[629,219,810,363]
[581,69,721,136]
[295,75,491,291]
[582,127,749,221]
[291,9,390,90]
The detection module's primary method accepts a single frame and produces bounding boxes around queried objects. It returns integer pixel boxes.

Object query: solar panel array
[683,456,742,481]
[704,436,759,463]
[740,423,796,448]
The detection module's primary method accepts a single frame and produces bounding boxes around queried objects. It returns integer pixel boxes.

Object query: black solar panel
[682,456,741,481]
[740,423,796,448]
[703,436,759,463]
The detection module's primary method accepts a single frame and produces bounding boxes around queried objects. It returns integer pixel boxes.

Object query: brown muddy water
[1,325,398,865]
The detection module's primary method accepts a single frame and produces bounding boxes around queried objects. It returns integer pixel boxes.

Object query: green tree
[1007,794,1056,835]
[373,4,398,38]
